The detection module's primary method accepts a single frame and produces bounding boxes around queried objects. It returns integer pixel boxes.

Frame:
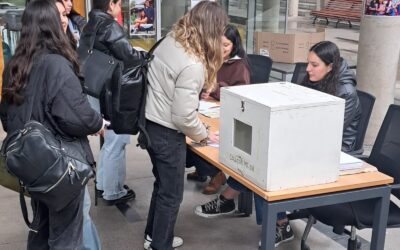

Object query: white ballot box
[219,82,345,191]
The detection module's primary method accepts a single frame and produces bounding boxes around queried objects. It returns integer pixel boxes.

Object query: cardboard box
[219,82,344,191]
[254,29,325,63]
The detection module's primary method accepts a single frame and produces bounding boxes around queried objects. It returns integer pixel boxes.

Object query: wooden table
[187,115,393,250]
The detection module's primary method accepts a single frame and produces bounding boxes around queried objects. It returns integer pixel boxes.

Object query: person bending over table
[194,40,361,248]
[137,2,226,249]
[186,24,250,195]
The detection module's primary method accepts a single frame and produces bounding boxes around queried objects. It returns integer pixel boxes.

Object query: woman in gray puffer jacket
[301,41,361,153]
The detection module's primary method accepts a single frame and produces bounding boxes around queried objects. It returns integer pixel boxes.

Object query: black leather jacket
[80,9,143,69]
[336,59,361,153]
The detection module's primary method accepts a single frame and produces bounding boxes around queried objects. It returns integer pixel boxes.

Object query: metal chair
[247,54,273,84]
[300,104,400,250]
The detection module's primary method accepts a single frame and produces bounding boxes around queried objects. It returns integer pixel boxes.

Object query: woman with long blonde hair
[139,1,228,249]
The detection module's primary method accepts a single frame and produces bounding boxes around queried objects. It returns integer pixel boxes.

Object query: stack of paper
[339,152,363,171]
[198,100,220,118]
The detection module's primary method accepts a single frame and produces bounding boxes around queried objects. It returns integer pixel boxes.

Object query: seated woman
[186,24,250,195]
[194,41,361,247]
[132,8,153,33]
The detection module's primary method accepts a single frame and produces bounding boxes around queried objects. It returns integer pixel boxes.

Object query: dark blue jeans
[186,148,220,177]
[228,177,287,225]
[144,120,186,250]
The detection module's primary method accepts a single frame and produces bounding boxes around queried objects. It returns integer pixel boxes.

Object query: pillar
[356,16,400,145]
[260,0,280,32]
[288,0,299,17]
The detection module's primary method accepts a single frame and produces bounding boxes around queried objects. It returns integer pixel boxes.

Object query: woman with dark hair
[139,1,227,249]
[0,0,105,249]
[54,1,102,249]
[79,0,143,206]
[301,40,361,153]
[61,0,86,47]
[186,24,250,195]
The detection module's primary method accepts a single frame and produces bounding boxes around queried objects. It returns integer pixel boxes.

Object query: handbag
[0,71,94,228]
[0,154,19,193]
[77,22,122,98]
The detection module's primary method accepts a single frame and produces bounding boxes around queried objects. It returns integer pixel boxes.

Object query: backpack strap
[137,37,166,149]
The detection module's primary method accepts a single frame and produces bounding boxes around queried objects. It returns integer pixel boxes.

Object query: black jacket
[336,59,361,153]
[80,9,143,69]
[0,54,103,164]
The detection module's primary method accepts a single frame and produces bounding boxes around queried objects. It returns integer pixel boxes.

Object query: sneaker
[258,222,294,248]
[96,184,132,198]
[103,189,136,206]
[275,221,294,247]
[143,234,183,250]
[194,195,235,218]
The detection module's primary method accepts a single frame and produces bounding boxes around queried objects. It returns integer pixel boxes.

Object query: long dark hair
[301,41,340,95]
[55,0,77,48]
[224,24,249,70]
[3,0,79,105]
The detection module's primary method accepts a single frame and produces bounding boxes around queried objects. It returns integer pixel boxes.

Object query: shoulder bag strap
[18,59,46,230]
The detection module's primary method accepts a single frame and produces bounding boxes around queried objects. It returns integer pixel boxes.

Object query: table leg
[370,188,391,250]
[261,200,277,250]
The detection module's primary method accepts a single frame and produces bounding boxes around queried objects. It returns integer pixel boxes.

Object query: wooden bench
[310,0,363,28]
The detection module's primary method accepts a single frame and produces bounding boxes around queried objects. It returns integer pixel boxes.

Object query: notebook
[339,152,364,171]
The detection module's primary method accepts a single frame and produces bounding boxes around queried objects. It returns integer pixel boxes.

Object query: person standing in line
[61,0,86,46]
[138,1,228,249]
[186,24,251,195]
[55,1,102,249]
[0,1,105,249]
[80,0,144,206]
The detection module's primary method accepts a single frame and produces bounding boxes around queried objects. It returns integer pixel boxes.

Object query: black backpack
[100,38,164,148]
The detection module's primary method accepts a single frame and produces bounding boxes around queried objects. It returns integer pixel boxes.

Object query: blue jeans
[97,129,130,200]
[83,187,101,250]
[87,96,130,200]
[227,177,287,225]
[143,120,186,250]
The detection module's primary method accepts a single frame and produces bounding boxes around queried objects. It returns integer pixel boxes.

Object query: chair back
[352,90,375,155]
[247,54,273,84]
[291,62,308,84]
[368,104,400,199]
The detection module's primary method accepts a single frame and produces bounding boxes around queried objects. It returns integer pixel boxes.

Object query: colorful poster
[365,0,400,16]
[129,0,156,36]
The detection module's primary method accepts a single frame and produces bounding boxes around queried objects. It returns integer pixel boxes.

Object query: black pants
[27,188,85,250]
[186,148,220,177]
[144,120,186,250]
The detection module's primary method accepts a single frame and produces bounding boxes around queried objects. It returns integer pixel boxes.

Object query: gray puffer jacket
[145,33,208,142]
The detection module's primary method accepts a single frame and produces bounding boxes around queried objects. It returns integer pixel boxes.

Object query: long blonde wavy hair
[172,1,228,91]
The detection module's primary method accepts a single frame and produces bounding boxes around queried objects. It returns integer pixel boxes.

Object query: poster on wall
[364,0,400,16]
[129,0,156,36]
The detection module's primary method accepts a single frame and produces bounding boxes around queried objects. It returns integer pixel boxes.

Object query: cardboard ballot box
[219,82,345,191]
[254,29,325,63]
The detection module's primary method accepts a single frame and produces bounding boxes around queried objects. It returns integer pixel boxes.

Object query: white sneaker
[144,234,183,249]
